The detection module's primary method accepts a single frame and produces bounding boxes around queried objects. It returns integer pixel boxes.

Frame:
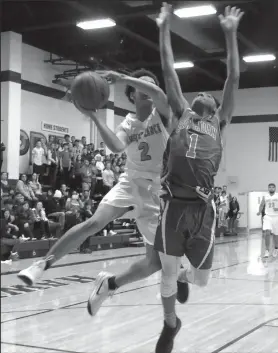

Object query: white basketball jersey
[264,193,278,216]
[120,108,169,181]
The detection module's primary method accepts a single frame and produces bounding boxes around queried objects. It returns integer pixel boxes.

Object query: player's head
[191,92,220,116]
[125,69,159,106]
[268,183,276,195]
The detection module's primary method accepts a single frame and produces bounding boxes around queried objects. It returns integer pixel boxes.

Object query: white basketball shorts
[100,175,160,245]
[263,215,278,235]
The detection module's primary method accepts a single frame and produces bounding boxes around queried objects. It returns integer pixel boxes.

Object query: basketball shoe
[18,256,53,286]
[155,317,182,353]
[87,271,115,316]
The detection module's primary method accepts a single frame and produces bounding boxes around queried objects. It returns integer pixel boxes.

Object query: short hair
[268,183,276,187]
[125,69,159,104]
[64,134,70,139]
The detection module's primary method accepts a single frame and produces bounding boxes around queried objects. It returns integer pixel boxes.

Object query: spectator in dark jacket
[16,200,35,239]
[45,190,65,230]
[227,197,240,234]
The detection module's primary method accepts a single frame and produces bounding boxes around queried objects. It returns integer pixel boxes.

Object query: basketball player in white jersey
[257,183,278,258]
[18,69,188,311]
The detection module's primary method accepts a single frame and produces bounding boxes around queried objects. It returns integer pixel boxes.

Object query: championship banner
[41,121,69,135]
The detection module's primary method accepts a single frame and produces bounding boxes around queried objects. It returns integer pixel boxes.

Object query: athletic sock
[108,276,118,290]
[164,312,177,328]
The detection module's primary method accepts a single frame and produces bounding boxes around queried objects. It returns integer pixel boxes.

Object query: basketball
[70,71,110,110]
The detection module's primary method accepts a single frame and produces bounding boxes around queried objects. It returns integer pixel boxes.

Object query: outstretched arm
[218,6,244,127]
[157,3,189,119]
[98,71,170,127]
[73,102,129,153]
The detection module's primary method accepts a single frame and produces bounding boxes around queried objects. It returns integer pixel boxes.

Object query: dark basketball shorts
[154,198,216,270]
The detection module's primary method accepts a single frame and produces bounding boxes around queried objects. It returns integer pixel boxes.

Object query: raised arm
[74,102,129,153]
[156,3,189,119]
[98,71,170,126]
[218,7,244,127]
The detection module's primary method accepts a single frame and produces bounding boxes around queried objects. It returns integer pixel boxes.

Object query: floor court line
[1,341,85,353]
[1,235,250,276]
[210,317,278,353]
[1,260,250,324]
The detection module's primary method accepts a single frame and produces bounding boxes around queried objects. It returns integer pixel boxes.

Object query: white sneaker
[87,272,115,316]
[272,248,278,258]
[19,235,30,242]
[18,258,47,286]
[1,259,12,266]
[264,250,270,258]
[108,230,117,236]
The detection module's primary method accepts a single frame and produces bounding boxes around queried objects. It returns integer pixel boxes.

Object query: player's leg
[87,180,163,316]
[271,216,278,257]
[18,181,134,286]
[262,216,272,257]
[154,200,188,353]
[87,243,161,316]
[177,201,215,290]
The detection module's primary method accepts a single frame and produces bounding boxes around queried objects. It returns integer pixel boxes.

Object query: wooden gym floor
[1,232,278,353]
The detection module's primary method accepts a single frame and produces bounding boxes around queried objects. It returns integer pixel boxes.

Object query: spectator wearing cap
[45,190,65,230]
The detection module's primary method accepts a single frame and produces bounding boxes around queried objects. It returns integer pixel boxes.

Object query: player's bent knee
[193,269,211,287]
[160,274,177,298]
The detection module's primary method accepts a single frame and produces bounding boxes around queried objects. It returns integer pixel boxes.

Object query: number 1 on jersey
[186,133,198,159]
[138,141,151,161]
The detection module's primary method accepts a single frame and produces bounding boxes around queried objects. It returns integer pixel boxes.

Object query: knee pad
[160,273,177,298]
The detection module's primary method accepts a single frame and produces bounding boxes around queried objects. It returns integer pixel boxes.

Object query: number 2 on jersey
[186,133,198,159]
[138,142,151,161]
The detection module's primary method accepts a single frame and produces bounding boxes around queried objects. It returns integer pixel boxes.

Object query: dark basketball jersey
[161,108,223,199]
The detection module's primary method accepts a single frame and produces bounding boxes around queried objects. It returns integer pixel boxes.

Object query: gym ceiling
[2,0,278,92]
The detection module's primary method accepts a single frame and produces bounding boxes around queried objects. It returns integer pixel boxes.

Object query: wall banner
[41,121,69,135]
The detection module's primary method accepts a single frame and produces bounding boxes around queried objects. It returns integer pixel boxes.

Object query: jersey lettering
[186,134,198,159]
[138,142,151,161]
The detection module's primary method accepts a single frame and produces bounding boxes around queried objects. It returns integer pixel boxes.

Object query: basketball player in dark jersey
[154,4,244,352]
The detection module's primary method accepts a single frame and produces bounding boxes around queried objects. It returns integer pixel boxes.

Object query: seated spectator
[1,172,11,200]
[32,201,51,239]
[32,140,46,178]
[1,210,22,261]
[83,202,93,221]
[28,173,43,198]
[16,200,35,239]
[16,174,37,203]
[227,197,240,234]
[90,159,98,196]
[117,158,123,167]
[119,165,125,174]
[45,190,65,230]
[60,184,69,198]
[65,191,84,212]
[81,190,92,207]
[102,162,114,194]
[14,193,25,208]
[3,198,15,216]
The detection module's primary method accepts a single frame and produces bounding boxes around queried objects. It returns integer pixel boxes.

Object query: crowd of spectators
[1,135,130,263]
[214,185,240,235]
